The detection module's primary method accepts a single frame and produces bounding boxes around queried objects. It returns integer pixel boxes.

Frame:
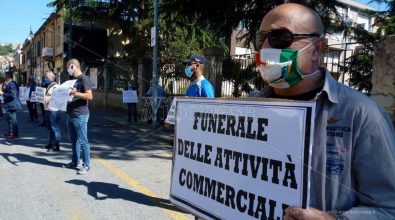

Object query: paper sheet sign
[19,87,30,101]
[122,90,138,103]
[165,97,177,125]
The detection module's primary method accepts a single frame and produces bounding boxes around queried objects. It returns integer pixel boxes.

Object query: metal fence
[160,43,362,97]
[161,55,264,98]
[94,42,362,98]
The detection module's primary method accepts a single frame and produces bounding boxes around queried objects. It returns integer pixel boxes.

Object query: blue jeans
[45,111,61,145]
[67,114,90,167]
[6,110,18,135]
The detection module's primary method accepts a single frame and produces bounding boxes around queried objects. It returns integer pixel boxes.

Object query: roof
[338,0,375,11]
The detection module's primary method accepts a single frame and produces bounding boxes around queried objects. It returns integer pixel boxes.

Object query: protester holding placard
[251,3,395,220]
[65,58,93,175]
[26,76,38,122]
[145,82,165,125]
[124,80,138,123]
[0,71,22,140]
[42,71,61,152]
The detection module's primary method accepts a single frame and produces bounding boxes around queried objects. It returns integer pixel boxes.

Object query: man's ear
[312,37,326,62]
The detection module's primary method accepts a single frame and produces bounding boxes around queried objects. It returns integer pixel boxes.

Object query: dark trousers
[39,103,46,125]
[0,101,3,117]
[26,101,38,121]
[6,110,18,136]
[127,103,137,122]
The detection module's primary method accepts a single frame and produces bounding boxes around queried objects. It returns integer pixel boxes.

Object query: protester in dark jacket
[0,71,22,139]
[26,76,38,122]
[124,80,138,123]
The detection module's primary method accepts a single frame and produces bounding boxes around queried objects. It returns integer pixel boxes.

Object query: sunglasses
[256,29,320,49]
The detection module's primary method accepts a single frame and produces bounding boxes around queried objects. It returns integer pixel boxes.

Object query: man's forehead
[260,4,321,33]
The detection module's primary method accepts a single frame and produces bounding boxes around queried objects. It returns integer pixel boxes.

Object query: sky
[0,0,390,44]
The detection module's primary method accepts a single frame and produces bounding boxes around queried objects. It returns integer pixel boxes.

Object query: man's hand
[0,90,3,95]
[284,207,335,220]
[70,87,77,96]
[164,122,173,129]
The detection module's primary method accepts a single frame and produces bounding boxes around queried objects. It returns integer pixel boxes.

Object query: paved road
[0,104,193,220]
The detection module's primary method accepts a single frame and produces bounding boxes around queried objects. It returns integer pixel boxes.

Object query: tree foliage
[47,0,395,93]
[48,0,227,79]
[161,0,350,47]
[344,0,394,93]
[0,44,13,55]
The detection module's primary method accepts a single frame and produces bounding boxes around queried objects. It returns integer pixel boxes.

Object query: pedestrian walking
[65,58,93,175]
[42,71,62,152]
[0,71,22,140]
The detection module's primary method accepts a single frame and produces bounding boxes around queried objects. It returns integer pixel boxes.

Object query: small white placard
[164,97,177,125]
[122,90,138,103]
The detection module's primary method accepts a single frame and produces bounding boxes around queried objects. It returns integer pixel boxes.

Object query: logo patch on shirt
[326,147,345,175]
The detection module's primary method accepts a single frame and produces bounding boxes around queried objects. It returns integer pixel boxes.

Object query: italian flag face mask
[255,41,316,88]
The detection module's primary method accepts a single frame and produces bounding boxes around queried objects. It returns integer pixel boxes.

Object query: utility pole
[68,0,73,61]
[152,0,158,128]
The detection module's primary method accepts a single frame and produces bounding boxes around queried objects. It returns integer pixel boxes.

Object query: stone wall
[371,35,395,124]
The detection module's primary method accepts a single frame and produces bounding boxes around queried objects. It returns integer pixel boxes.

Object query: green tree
[0,44,13,55]
[344,0,394,93]
[161,0,349,48]
[48,0,227,79]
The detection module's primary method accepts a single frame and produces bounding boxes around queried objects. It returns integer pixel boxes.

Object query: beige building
[20,11,64,85]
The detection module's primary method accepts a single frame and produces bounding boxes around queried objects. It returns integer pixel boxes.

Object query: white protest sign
[19,87,30,101]
[165,97,177,125]
[30,92,37,102]
[48,87,71,111]
[34,87,46,104]
[170,98,315,220]
[48,79,77,111]
[60,79,78,89]
[122,90,138,103]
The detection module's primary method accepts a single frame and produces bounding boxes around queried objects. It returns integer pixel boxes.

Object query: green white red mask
[255,41,319,88]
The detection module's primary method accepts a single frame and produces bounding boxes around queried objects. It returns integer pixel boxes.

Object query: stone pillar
[371,35,395,124]
[138,57,152,96]
[203,47,225,97]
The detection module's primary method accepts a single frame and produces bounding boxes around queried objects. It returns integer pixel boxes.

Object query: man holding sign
[252,3,395,220]
[123,80,138,123]
[65,59,93,175]
[43,71,61,152]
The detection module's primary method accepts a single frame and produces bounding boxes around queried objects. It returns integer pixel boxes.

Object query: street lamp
[27,27,34,79]
[27,27,34,41]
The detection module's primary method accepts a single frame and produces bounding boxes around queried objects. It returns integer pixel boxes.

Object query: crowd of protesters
[1,5,394,217]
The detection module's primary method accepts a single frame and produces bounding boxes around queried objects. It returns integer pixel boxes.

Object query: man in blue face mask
[182,55,215,98]
[251,3,395,220]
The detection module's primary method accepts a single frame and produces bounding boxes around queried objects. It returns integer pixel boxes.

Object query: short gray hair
[45,71,56,82]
